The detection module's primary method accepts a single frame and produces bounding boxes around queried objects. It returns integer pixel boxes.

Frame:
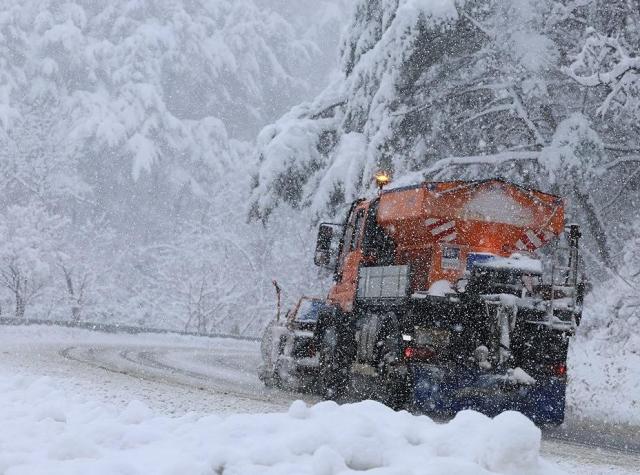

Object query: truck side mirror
[314,223,342,268]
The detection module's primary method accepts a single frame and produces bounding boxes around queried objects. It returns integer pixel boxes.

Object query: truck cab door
[328,206,367,313]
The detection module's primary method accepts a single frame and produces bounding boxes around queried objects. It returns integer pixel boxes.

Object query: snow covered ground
[568,331,640,427]
[565,291,640,428]
[0,373,564,475]
[0,325,286,415]
[0,326,638,474]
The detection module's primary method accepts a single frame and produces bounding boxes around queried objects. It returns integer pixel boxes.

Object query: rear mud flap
[411,365,566,424]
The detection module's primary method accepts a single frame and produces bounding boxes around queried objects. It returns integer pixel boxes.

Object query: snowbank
[568,333,640,426]
[566,303,640,425]
[0,374,564,475]
[562,269,640,427]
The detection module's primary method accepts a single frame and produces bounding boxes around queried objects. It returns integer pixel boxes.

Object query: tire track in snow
[59,345,310,410]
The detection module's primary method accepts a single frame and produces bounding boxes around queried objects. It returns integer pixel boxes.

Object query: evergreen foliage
[252,0,640,272]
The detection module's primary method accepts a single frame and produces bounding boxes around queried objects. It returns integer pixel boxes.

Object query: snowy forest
[0,0,346,333]
[0,0,639,352]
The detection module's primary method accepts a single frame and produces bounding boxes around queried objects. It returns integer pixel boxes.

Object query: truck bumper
[411,364,566,424]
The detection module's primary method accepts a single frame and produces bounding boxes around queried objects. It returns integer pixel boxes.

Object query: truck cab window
[335,208,365,281]
[336,211,357,276]
[351,210,366,251]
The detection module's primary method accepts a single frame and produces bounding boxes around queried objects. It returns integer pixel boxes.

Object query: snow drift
[0,374,566,475]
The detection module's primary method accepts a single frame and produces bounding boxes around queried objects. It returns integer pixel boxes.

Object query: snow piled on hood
[0,374,566,475]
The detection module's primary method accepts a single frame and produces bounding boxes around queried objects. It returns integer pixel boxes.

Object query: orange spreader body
[327,179,564,313]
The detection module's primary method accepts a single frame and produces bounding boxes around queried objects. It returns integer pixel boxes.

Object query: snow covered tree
[55,219,118,323]
[0,97,90,214]
[251,0,640,275]
[539,114,611,266]
[251,0,562,221]
[580,217,640,355]
[131,212,264,334]
[0,203,65,318]
[0,0,348,329]
[0,0,347,240]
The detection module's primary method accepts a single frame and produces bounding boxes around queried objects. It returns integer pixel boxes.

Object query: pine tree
[251,0,640,273]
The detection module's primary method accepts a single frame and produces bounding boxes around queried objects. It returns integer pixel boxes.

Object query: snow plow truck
[263,177,585,424]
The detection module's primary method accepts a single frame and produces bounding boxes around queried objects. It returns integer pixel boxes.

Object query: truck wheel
[318,325,349,401]
[378,331,410,411]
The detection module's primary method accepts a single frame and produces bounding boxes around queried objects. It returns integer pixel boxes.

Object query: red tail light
[551,363,567,377]
[403,346,435,361]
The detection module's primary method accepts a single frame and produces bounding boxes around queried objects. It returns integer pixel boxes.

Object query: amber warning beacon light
[375,171,391,191]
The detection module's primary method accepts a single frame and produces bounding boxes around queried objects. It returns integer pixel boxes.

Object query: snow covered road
[58,344,314,413]
[0,325,638,474]
[0,327,299,415]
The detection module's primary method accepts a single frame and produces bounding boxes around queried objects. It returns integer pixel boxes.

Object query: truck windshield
[351,210,366,251]
[336,207,364,274]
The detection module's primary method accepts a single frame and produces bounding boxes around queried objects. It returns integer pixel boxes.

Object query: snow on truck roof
[383,178,562,202]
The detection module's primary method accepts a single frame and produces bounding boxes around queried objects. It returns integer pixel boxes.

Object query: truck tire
[378,330,410,411]
[318,325,350,401]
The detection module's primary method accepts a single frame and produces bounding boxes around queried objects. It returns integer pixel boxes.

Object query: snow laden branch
[453,84,545,147]
[564,33,640,116]
[424,151,540,176]
[393,152,541,186]
[601,154,640,171]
